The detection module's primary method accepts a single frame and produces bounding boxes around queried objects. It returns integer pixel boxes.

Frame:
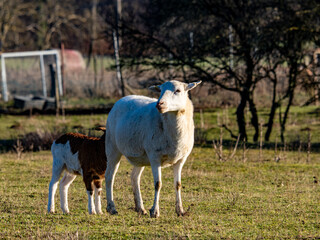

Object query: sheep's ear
[149,85,161,92]
[95,126,106,132]
[186,81,202,91]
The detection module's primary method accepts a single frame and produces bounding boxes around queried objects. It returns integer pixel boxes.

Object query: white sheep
[47,127,106,215]
[105,80,201,218]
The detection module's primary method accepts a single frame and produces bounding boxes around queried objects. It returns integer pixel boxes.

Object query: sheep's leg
[93,180,103,214]
[173,161,186,216]
[59,172,76,214]
[131,166,147,215]
[47,162,64,213]
[149,163,162,218]
[105,150,121,215]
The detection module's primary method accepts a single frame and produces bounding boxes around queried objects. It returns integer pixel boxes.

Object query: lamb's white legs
[47,163,64,213]
[59,172,77,214]
[87,183,103,215]
[150,163,162,218]
[48,177,59,213]
[173,161,185,216]
[94,186,103,214]
[87,189,96,215]
[131,166,147,215]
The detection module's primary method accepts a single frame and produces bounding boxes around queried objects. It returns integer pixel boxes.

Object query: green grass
[1,148,320,239]
[1,105,319,145]
[193,105,320,144]
[0,114,108,140]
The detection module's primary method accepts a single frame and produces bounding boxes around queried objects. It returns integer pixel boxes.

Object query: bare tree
[263,0,320,142]
[116,0,278,141]
[30,0,87,50]
[0,0,36,51]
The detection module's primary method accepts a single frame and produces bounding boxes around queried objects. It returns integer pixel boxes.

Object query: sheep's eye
[174,89,181,94]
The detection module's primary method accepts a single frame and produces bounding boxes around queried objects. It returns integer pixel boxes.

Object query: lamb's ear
[149,85,161,92]
[186,81,202,91]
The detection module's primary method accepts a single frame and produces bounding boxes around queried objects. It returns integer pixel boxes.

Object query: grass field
[0,104,320,238]
[1,148,320,239]
[1,105,320,148]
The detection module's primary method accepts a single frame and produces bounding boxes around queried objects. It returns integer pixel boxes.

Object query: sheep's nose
[156,101,166,112]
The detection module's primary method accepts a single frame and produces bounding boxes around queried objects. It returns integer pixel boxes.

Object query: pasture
[0,107,320,239]
[1,148,320,239]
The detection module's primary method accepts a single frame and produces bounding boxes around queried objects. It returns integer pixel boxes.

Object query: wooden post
[307,130,311,163]
[39,54,47,97]
[259,122,263,161]
[92,0,98,94]
[49,64,60,116]
[200,109,204,129]
[219,124,223,160]
[60,42,65,95]
[113,0,125,97]
[298,135,302,162]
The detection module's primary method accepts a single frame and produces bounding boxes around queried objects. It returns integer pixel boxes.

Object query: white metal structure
[0,50,63,101]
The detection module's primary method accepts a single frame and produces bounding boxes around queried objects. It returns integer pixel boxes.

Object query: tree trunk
[248,93,259,142]
[280,61,297,143]
[280,88,294,143]
[265,80,278,142]
[236,91,248,140]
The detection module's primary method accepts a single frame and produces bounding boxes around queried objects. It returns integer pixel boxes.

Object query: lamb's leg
[94,180,103,214]
[105,148,121,215]
[84,177,96,215]
[47,162,64,213]
[59,172,76,214]
[131,166,147,215]
[173,161,186,216]
[149,163,162,218]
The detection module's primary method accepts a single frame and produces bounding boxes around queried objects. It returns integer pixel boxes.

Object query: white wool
[105,80,201,217]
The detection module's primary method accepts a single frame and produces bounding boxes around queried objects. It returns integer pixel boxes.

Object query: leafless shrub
[20,129,63,151]
[242,139,249,162]
[213,125,240,162]
[13,138,24,159]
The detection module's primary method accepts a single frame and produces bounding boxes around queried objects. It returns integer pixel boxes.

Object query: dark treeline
[1,0,320,143]
[114,0,320,143]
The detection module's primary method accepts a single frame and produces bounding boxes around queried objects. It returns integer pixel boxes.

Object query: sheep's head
[149,80,202,114]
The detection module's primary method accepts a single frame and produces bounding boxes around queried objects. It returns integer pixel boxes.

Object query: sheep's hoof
[149,207,160,218]
[61,208,70,215]
[108,209,118,215]
[176,210,187,217]
[135,207,148,215]
[107,205,118,215]
[176,205,191,217]
[175,207,185,217]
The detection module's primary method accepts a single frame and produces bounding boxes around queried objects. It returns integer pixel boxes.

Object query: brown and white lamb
[47,127,106,214]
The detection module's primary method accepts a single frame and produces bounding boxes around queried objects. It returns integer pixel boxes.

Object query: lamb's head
[149,80,202,113]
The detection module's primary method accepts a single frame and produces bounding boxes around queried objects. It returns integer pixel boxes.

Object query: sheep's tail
[95,126,106,132]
